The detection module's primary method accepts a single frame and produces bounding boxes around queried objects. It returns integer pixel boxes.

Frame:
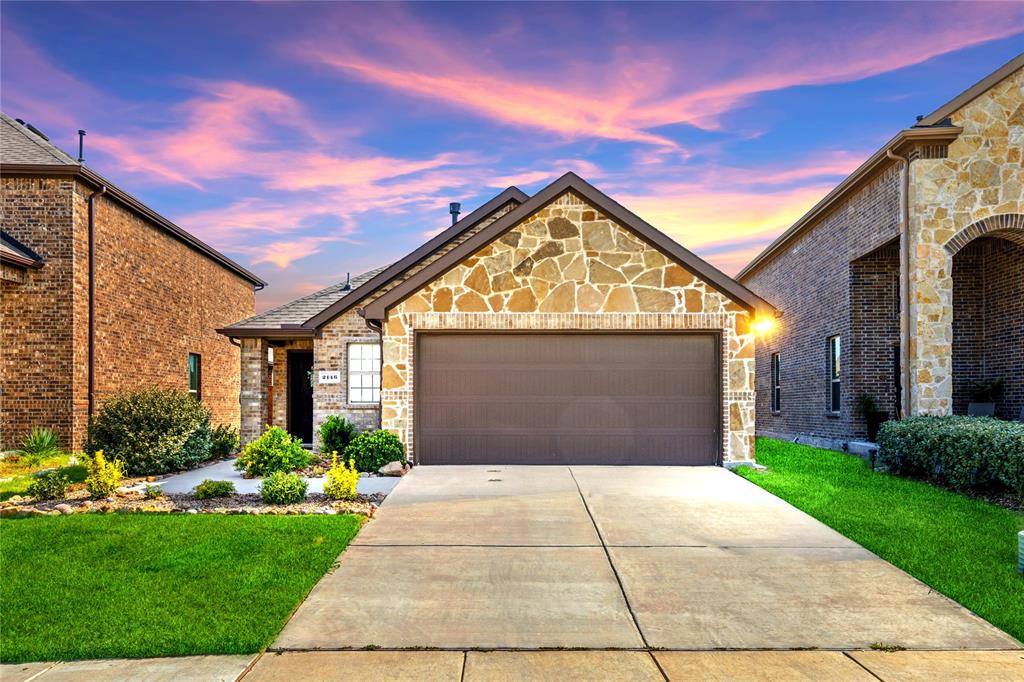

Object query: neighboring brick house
[739,55,1024,450]
[222,173,775,465]
[1,113,265,451]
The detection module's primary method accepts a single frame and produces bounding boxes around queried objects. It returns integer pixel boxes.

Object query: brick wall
[0,176,76,450]
[0,174,255,450]
[952,237,1024,418]
[849,241,901,436]
[742,166,901,444]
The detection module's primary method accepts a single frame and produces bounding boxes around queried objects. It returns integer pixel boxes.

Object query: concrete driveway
[273,465,1017,651]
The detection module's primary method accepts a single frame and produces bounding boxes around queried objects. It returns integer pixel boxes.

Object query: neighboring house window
[771,353,781,412]
[827,336,841,413]
[348,343,381,404]
[188,353,202,401]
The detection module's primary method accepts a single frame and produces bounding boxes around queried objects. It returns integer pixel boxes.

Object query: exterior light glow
[753,317,777,335]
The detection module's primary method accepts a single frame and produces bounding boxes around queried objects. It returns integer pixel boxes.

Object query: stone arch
[944,213,1024,255]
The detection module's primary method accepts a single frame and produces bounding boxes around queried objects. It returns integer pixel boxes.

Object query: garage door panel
[416,333,720,465]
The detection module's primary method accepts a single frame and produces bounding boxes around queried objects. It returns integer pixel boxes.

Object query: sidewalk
[5,649,1023,681]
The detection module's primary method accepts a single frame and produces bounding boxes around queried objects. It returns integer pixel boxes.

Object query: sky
[2,2,1022,313]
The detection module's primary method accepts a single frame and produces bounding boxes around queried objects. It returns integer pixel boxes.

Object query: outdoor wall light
[753,316,777,336]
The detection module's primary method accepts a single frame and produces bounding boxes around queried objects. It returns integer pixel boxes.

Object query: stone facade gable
[379,191,757,464]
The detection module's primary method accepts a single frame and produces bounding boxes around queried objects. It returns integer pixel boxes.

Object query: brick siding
[1,175,255,450]
[742,166,901,444]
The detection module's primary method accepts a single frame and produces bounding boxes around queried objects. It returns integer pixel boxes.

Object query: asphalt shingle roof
[226,264,392,329]
[0,113,78,165]
[1,230,44,265]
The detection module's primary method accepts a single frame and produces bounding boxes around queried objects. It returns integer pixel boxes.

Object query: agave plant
[18,427,62,469]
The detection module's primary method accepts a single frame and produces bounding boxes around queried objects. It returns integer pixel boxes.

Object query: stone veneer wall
[305,201,520,446]
[907,67,1023,414]
[379,191,757,463]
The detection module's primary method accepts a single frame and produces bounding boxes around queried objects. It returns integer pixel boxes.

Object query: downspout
[886,149,911,418]
[87,184,108,421]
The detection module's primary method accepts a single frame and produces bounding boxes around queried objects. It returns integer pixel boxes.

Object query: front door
[287,351,314,444]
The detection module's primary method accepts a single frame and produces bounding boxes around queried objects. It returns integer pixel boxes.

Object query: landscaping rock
[54,504,73,515]
[379,461,407,477]
[0,506,27,518]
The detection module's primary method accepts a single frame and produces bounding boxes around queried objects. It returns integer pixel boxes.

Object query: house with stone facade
[220,173,775,465]
[1,113,265,451]
[739,54,1023,451]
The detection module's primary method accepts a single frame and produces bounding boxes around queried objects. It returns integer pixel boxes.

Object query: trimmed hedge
[87,388,212,475]
[343,430,405,473]
[877,416,1024,495]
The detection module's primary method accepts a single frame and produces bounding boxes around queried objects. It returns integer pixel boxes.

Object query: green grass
[738,438,1024,642]
[0,454,87,501]
[0,513,363,662]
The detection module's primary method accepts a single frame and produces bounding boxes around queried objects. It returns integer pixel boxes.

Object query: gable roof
[218,186,528,336]
[363,172,775,321]
[738,53,1023,280]
[1,230,44,269]
[1,113,266,288]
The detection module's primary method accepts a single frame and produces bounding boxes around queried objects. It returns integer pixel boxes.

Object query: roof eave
[0,162,268,288]
[737,125,963,280]
[215,326,315,339]
[1,252,44,269]
[363,172,775,321]
[917,52,1024,127]
[300,186,529,330]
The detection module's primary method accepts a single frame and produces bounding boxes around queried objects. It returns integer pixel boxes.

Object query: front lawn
[0,454,86,501]
[0,513,362,662]
[738,438,1024,642]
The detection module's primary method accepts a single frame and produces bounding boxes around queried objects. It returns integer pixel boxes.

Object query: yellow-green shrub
[323,453,359,501]
[84,450,125,499]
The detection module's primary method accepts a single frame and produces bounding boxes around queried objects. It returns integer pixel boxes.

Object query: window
[771,353,781,412]
[348,343,381,404]
[188,353,202,401]
[827,336,841,413]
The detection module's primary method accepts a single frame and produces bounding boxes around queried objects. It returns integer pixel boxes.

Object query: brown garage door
[415,333,720,465]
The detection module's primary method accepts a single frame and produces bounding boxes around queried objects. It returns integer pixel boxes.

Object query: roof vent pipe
[341,272,351,291]
[449,202,461,226]
[78,130,86,163]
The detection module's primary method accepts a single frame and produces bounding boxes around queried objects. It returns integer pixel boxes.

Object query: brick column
[239,337,269,444]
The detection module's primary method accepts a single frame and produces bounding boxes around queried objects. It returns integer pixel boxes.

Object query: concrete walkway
[121,457,399,496]
[274,465,1018,651]
[5,649,1022,681]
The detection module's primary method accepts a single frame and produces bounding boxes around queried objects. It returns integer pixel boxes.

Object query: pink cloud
[297,4,1024,143]
[242,236,342,269]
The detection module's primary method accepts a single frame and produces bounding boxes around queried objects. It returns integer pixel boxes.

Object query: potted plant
[855,393,888,442]
[968,378,1003,417]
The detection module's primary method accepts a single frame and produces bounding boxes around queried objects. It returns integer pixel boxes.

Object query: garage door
[415,333,720,465]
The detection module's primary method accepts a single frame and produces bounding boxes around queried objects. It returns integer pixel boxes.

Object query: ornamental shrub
[343,430,405,473]
[86,388,212,475]
[323,453,359,501]
[17,427,62,469]
[27,471,70,501]
[235,426,313,476]
[318,416,357,456]
[210,424,241,458]
[83,450,125,500]
[260,471,307,504]
[143,484,165,499]
[193,479,235,500]
[877,416,1024,495]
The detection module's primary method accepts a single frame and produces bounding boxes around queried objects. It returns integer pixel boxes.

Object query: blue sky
[3,1,1022,311]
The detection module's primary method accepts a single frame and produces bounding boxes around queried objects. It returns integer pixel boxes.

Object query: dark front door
[287,351,314,444]
[415,332,720,465]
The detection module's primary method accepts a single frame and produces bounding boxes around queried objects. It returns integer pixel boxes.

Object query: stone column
[239,337,269,444]
[907,174,954,417]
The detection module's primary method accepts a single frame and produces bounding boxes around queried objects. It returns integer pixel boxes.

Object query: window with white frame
[827,335,841,413]
[771,352,781,412]
[348,343,381,404]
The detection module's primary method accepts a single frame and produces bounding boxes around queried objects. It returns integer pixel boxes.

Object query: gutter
[87,184,108,419]
[886,148,912,419]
